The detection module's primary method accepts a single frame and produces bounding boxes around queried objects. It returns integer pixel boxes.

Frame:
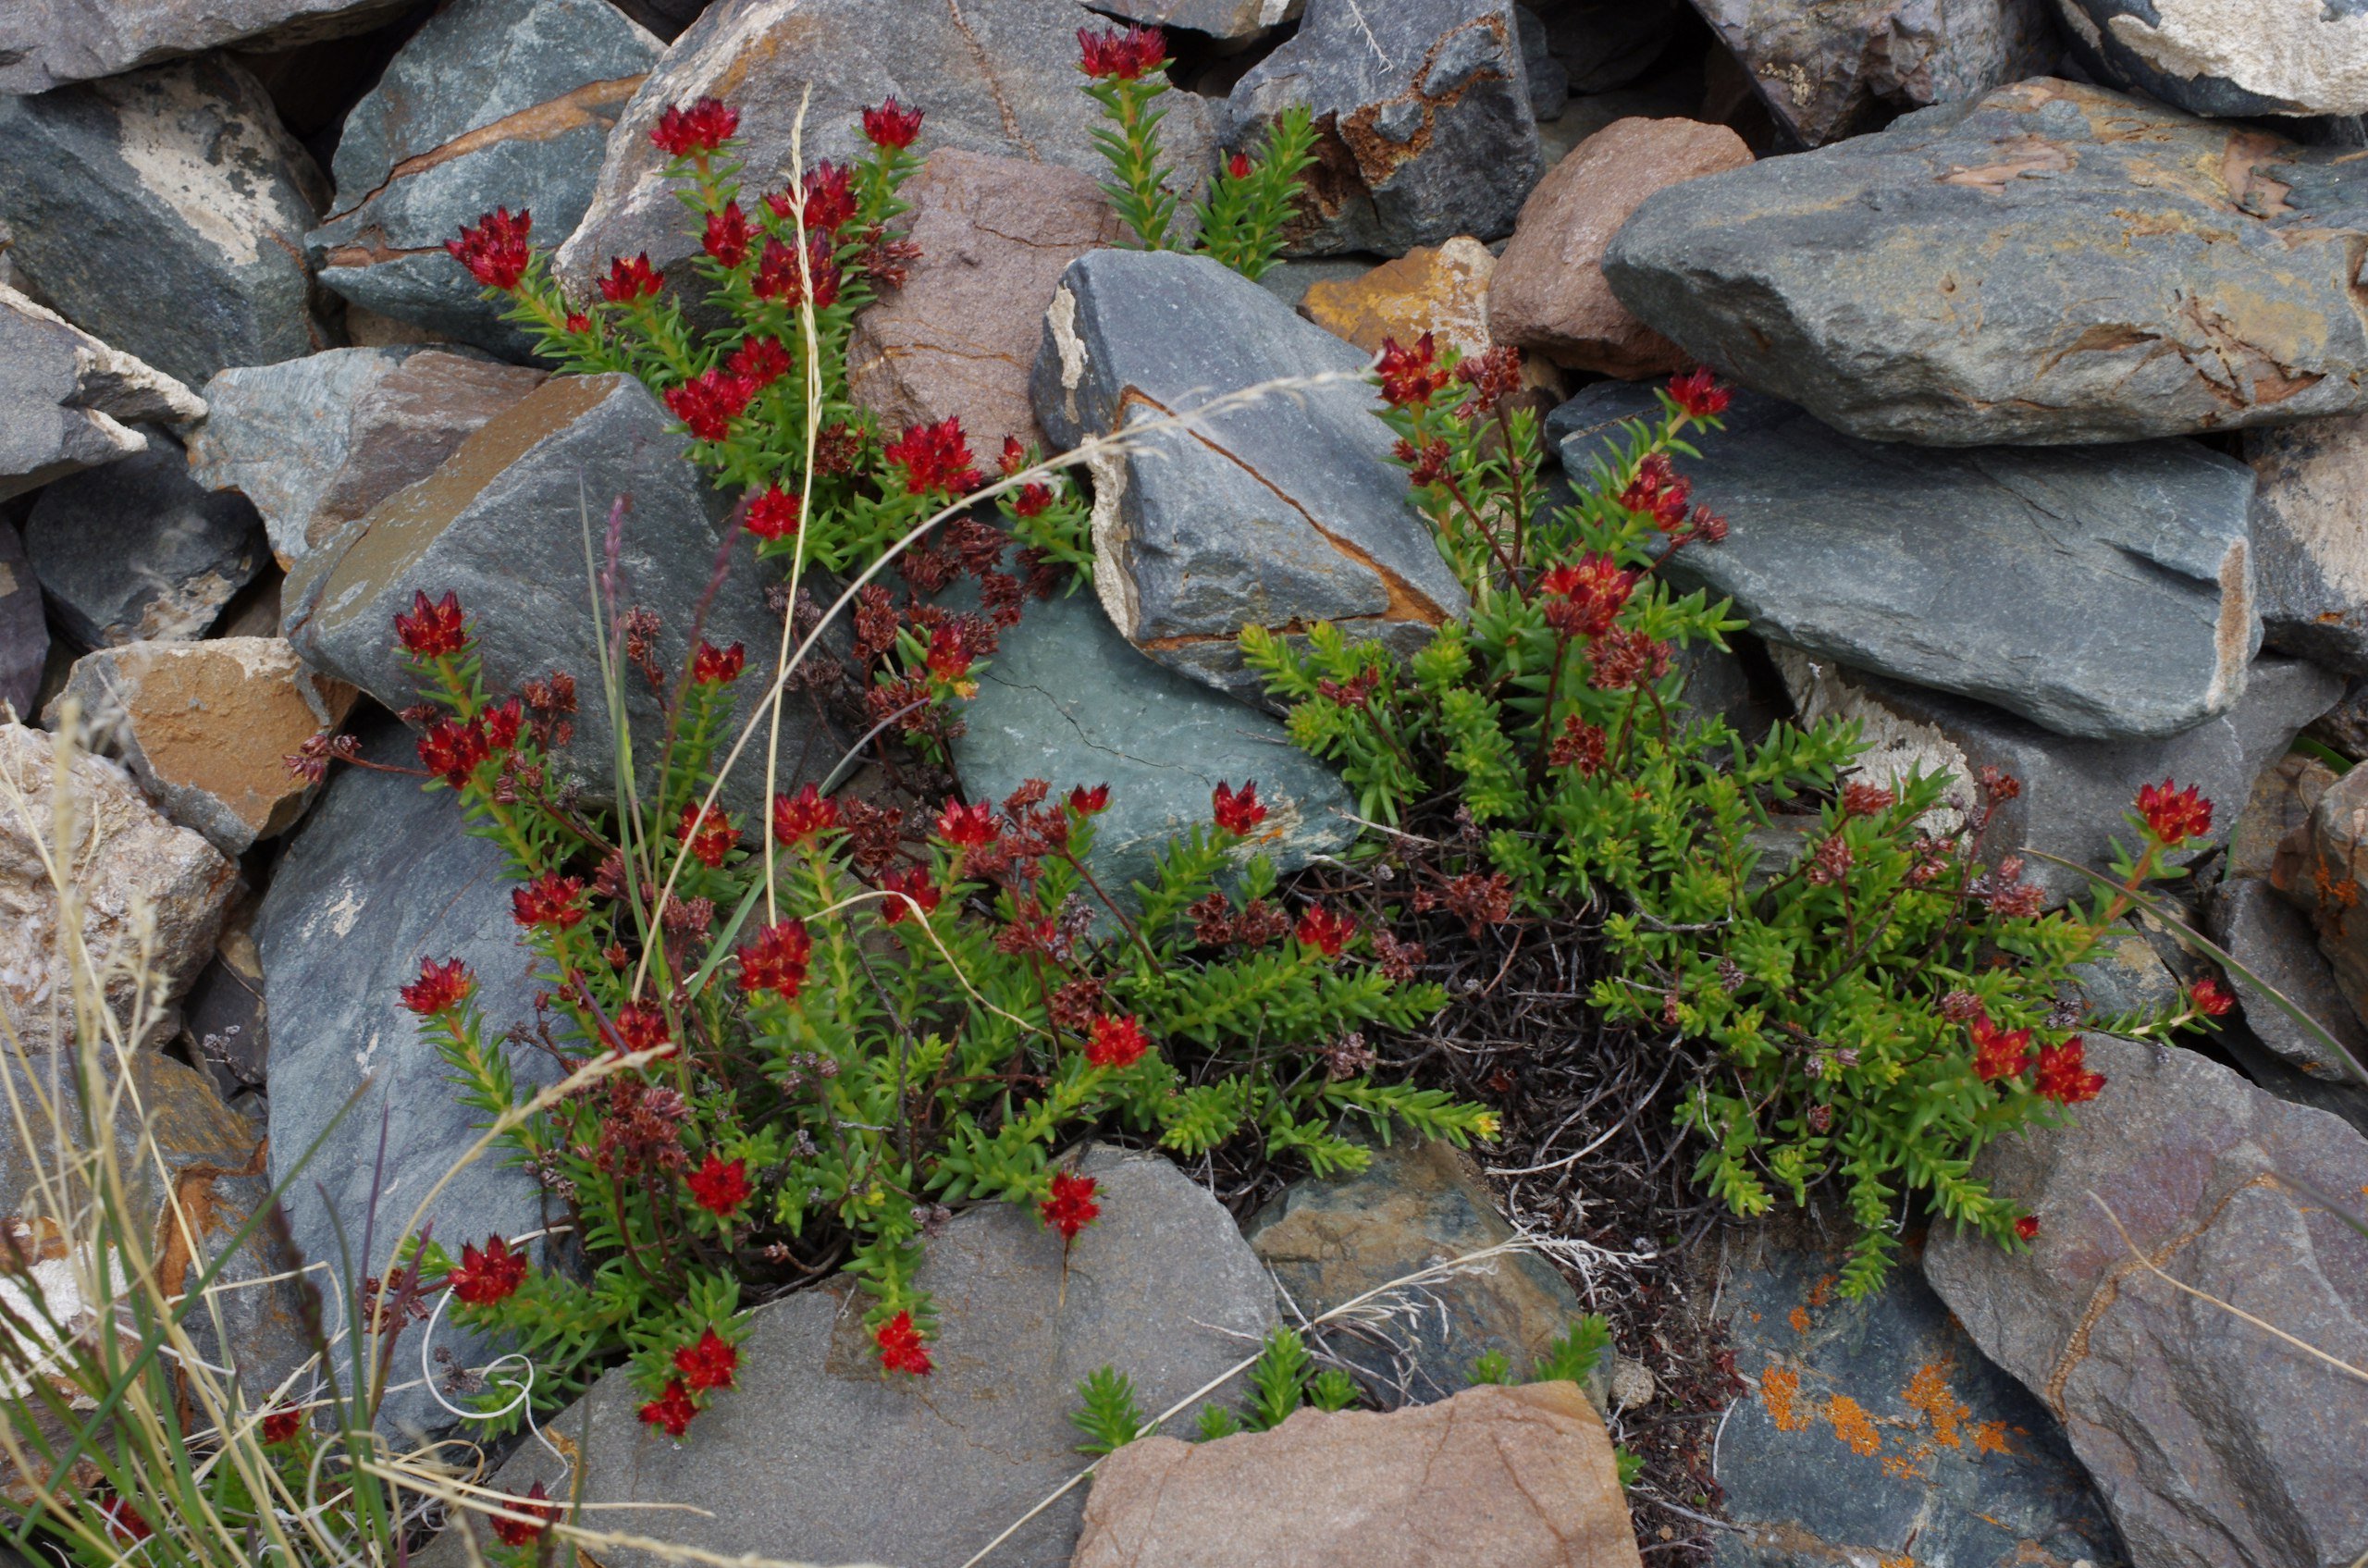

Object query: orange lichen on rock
[1759,1365,1812,1432]
[1824,1393,1882,1456]
[1787,1305,1811,1333]
[1970,1419,2016,1456]
[1902,1362,1970,1449]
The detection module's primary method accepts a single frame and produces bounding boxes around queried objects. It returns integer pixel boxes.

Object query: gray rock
[0,0,410,94]
[553,0,1213,303]
[1924,1034,2368,1568]
[2244,411,2368,674]
[1090,0,1303,40]
[2069,922,2181,1024]
[2276,759,2368,1041]
[1770,648,2343,906]
[1550,383,2261,741]
[0,281,206,503]
[2207,876,2368,1080]
[1714,1212,2126,1568]
[282,373,832,810]
[1228,0,1543,254]
[2060,0,2368,119]
[1514,6,1569,120]
[0,58,335,390]
[2307,676,2368,759]
[1603,80,2368,446]
[189,347,549,566]
[1246,1138,1611,1409]
[308,0,662,360]
[425,1146,1278,1568]
[0,523,48,722]
[256,714,561,1440]
[25,436,266,648]
[2226,749,2332,886]
[1034,250,1467,705]
[950,576,1358,901]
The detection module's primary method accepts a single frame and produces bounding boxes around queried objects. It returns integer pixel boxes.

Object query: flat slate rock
[2062,0,2368,119]
[1551,382,2260,741]
[1924,1035,2368,1568]
[2206,876,2368,1080]
[553,0,1212,303]
[427,1146,1279,1568]
[1227,0,1542,254]
[0,282,206,504]
[0,57,336,389]
[2243,410,2368,675]
[0,0,408,94]
[1602,79,2368,446]
[256,714,562,1440]
[1713,1211,2126,1568]
[1034,249,1467,706]
[308,0,660,360]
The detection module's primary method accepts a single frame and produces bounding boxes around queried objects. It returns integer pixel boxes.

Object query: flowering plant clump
[1247,340,2221,1292]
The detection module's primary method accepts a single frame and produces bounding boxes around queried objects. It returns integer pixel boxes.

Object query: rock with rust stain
[1714,1209,2127,1568]
[1299,236,1492,363]
[847,148,1128,461]
[554,0,1213,305]
[1924,1034,2368,1568]
[2228,748,2333,888]
[1033,250,1467,706]
[419,1147,1276,1568]
[2270,759,2368,1036]
[24,434,267,648]
[1551,381,2263,740]
[306,0,660,360]
[282,372,833,812]
[1073,1381,1644,1568]
[0,282,207,505]
[2243,411,2368,676]
[189,346,549,566]
[2205,876,2368,1080]
[2060,0,2368,120]
[0,0,410,95]
[1227,0,1544,254]
[0,57,335,389]
[0,722,238,1055]
[52,637,356,856]
[1604,80,2368,446]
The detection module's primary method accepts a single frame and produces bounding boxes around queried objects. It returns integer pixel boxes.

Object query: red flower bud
[400,957,474,1016]
[394,589,467,658]
[1212,780,1266,835]
[875,1309,931,1375]
[862,95,925,150]
[598,253,662,302]
[446,1234,529,1306]
[446,207,532,290]
[685,1153,752,1216]
[649,96,738,158]
[1040,1170,1100,1241]
[745,483,802,539]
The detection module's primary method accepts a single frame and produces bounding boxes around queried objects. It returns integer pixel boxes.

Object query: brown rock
[2279,760,2368,1026]
[1488,117,1752,378]
[1300,237,1496,364]
[849,149,1128,459]
[2233,748,2334,891]
[0,723,237,1051]
[54,637,355,855]
[1070,1381,1645,1568]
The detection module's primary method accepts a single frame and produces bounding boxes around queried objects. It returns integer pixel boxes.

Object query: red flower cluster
[791,161,857,232]
[260,1403,304,1445]
[1213,780,1266,835]
[2033,1039,2105,1104]
[1376,332,1450,408]
[674,1327,739,1390]
[1078,23,1167,79]
[447,206,531,290]
[881,866,942,923]
[753,232,842,309]
[925,623,974,682]
[936,799,999,847]
[773,784,839,845]
[649,97,738,158]
[2013,1215,2041,1242]
[863,95,924,150]
[400,956,473,1016]
[1227,150,1252,180]
[610,1001,672,1057]
[1667,366,1730,420]
[1296,903,1355,957]
[418,716,492,786]
[1086,1014,1150,1068]
[395,589,467,658]
[2189,977,2234,1017]
[1538,554,1636,638]
[736,919,812,999]
[745,483,802,540]
[1548,715,1607,776]
[489,1481,560,1547]
[639,1379,698,1437]
[1069,784,1110,816]
[686,1153,752,1217]
[512,871,586,930]
[692,640,746,685]
[448,1234,529,1306]
[677,803,740,867]
[1619,451,1691,530]
[1041,1170,1101,1241]
[2136,779,2213,846]
[664,366,757,441]
[1841,781,1895,818]
[884,416,982,496]
[729,340,788,394]
[1969,1014,2032,1082]
[703,201,752,267]
[598,253,663,302]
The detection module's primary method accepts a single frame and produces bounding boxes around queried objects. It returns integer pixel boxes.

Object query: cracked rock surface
[1924,1035,2368,1568]
[1604,79,2368,446]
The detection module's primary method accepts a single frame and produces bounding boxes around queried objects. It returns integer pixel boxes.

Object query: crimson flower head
[753,233,842,309]
[2033,1038,2105,1105]
[884,416,982,496]
[447,206,531,290]
[2189,976,2235,1017]
[512,871,586,930]
[875,1310,932,1375]
[649,96,738,158]
[664,367,757,442]
[1376,332,1450,408]
[730,335,790,389]
[773,783,839,845]
[95,1494,151,1544]
[400,956,474,1016]
[936,799,998,847]
[703,201,753,267]
[1667,366,1731,420]
[1227,151,1252,180]
[745,484,803,540]
[863,95,925,150]
[447,1234,529,1306]
[1069,784,1110,816]
[2135,779,2214,847]
[1041,1170,1101,1241]
[1000,434,1030,477]
[1086,1014,1150,1069]
[417,717,491,787]
[1296,903,1355,957]
[686,1153,752,1216]
[2013,1215,2041,1242]
[736,919,812,999]
[796,161,858,232]
[674,1327,739,1390]
[1013,481,1054,518]
[395,589,467,658]
[260,1403,304,1445]
[598,252,663,302]
[1969,1014,2032,1082]
[1078,22,1167,79]
[490,1481,560,1547]
[880,866,941,923]
[638,1378,698,1437]
[677,802,740,867]
[486,698,524,752]
[1213,780,1266,836]
[692,640,746,685]
[925,623,973,682]
[610,1001,672,1057]
[1537,553,1636,637]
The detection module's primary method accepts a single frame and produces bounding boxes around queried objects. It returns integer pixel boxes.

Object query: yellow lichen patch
[1879,1555,1916,1568]
[1825,1393,1882,1456]
[1902,1362,1970,1449]
[1759,1365,1812,1433]
[1787,1305,1812,1333]
[1880,1449,1935,1483]
[1971,1419,2016,1456]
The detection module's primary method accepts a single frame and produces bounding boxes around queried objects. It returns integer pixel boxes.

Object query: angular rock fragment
[1925,1035,2368,1568]
[1551,383,2260,740]
[1299,236,1497,364]
[2243,411,2368,674]
[1604,80,2368,445]
[2228,748,2331,887]
[1229,0,1543,253]
[1034,250,1467,705]
[307,0,661,359]
[0,0,410,95]
[2061,0,2368,119]
[24,437,267,648]
[0,58,335,389]
[2069,923,2180,1023]
[188,347,548,566]
[0,282,205,503]
[2206,876,2367,1079]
